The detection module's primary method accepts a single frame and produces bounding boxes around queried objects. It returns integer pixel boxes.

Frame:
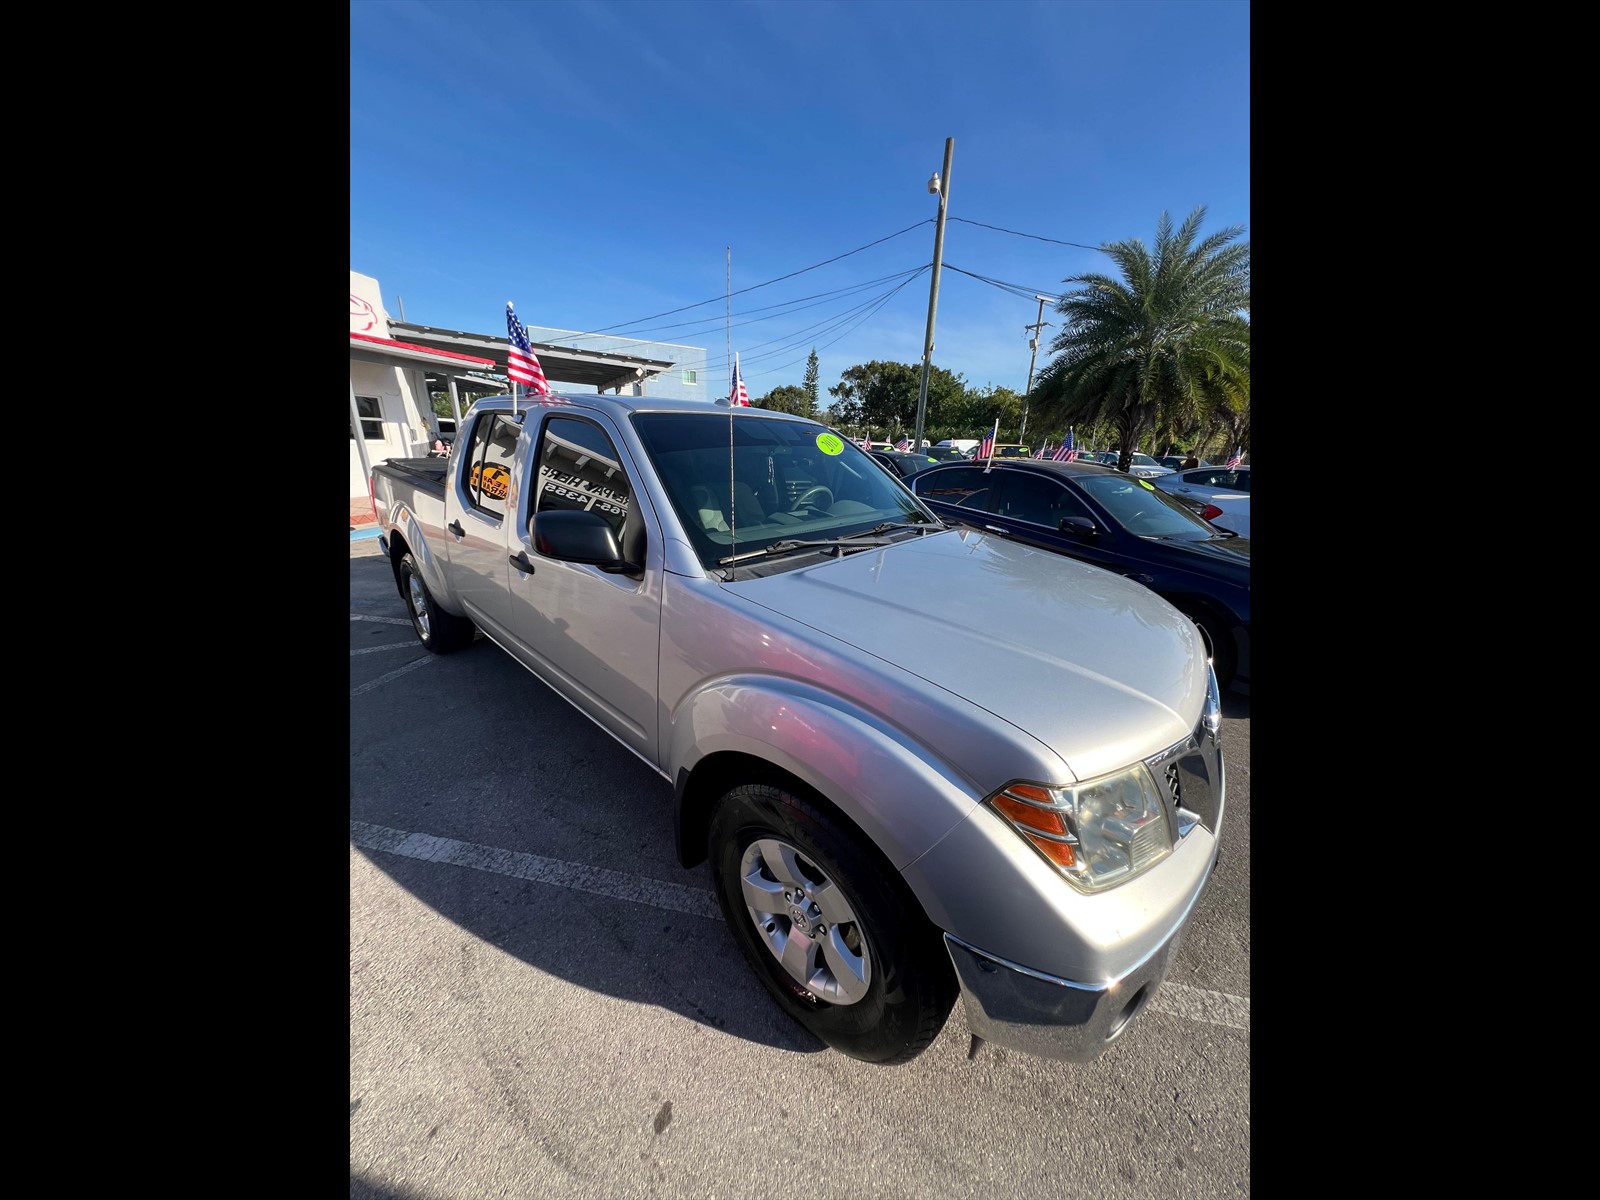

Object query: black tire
[398,552,475,654]
[1181,605,1237,691]
[708,782,956,1064]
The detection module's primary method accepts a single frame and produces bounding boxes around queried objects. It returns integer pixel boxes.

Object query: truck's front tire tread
[708,782,956,1064]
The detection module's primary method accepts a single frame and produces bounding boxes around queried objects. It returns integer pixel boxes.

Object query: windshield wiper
[857,519,946,537]
[718,538,895,566]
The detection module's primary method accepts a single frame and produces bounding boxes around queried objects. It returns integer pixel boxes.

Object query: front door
[501,413,663,766]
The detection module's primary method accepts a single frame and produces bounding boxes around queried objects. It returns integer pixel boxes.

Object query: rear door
[446,410,523,637]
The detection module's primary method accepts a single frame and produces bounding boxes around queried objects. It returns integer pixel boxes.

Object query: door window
[534,416,633,542]
[463,412,521,520]
[912,465,997,512]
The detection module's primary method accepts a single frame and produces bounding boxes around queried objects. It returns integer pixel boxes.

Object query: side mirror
[532,510,640,573]
[1058,516,1097,538]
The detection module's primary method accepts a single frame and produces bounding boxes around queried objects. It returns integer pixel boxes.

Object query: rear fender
[386,500,463,616]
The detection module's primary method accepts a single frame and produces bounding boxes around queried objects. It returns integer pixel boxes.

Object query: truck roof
[471,392,820,423]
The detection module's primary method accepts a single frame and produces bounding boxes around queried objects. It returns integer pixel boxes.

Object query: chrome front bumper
[945,923,1185,1062]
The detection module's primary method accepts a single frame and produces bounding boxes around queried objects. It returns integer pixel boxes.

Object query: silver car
[374,396,1225,1064]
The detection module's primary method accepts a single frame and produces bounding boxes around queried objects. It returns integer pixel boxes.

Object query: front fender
[669,675,982,870]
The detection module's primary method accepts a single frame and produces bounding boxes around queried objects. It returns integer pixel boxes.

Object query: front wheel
[1181,605,1237,691]
[708,783,956,1064]
[399,552,475,654]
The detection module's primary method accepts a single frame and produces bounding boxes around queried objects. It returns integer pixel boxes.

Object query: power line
[580,266,929,345]
[578,219,934,338]
[943,264,1061,303]
[947,216,1104,251]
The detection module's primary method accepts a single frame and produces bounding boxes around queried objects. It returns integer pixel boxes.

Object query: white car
[1086,451,1174,478]
[1155,467,1251,538]
[1193,493,1249,538]
[1153,466,1251,504]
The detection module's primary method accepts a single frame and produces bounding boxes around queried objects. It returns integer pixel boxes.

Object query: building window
[350,395,384,440]
[682,370,698,385]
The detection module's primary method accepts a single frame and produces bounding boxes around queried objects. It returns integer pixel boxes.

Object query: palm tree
[1029,207,1249,473]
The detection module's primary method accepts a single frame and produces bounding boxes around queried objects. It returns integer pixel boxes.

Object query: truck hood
[726,527,1207,780]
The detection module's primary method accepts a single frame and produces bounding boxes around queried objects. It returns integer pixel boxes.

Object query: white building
[348,269,709,500]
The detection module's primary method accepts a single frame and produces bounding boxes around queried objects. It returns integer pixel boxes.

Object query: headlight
[986,765,1175,893]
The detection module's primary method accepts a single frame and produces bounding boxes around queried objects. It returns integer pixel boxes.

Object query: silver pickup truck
[369,393,1224,1065]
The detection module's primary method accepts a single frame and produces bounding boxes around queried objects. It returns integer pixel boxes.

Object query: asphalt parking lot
[349,538,1251,1199]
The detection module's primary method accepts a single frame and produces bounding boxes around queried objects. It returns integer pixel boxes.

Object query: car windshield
[1128,453,1162,468]
[632,412,939,573]
[1076,473,1221,540]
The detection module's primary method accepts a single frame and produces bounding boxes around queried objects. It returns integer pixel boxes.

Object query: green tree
[951,384,1025,444]
[828,360,967,442]
[802,349,821,418]
[1029,207,1249,472]
[757,384,811,415]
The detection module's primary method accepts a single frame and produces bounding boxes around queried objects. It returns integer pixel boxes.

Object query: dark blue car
[908,459,1251,692]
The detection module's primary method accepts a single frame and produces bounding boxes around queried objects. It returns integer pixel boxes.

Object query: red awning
[349,332,498,370]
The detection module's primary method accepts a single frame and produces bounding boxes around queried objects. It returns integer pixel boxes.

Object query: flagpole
[726,247,732,401]
[507,300,519,419]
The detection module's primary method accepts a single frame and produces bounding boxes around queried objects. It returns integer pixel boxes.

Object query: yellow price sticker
[1139,479,1155,490]
[816,433,844,456]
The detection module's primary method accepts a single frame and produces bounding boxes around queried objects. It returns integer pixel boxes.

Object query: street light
[912,138,954,456]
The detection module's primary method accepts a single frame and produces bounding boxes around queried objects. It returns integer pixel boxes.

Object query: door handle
[509,551,535,574]
[983,525,1006,534]
[1126,573,1155,584]
[448,520,464,538]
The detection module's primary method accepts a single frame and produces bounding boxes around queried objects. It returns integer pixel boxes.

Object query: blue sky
[350,0,1249,404]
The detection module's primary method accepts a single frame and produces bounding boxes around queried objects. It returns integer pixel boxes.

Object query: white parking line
[351,642,427,656]
[351,615,414,626]
[350,656,436,697]
[349,819,1248,1032]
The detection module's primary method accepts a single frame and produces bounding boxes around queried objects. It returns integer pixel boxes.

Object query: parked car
[922,444,966,461]
[1086,451,1174,478]
[909,458,1250,690]
[1188,493,1249,539]
[370,394,1226,1065]
[869,449,941,480]
[1154,465,1249,502]
[1156,455,1210,471]
[985,443,1034,461]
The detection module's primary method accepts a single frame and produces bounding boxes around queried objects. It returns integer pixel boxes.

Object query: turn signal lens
[984,766,1175,893]
[1023,832,1077,868]
[992,793,1068,836]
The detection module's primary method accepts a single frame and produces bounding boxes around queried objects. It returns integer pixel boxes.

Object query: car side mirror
[533,509,641,573]
[1058,516,1097,538]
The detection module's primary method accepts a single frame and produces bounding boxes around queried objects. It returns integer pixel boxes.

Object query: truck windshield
[631,412,938,572]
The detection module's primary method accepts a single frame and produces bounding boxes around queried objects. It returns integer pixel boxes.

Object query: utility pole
[1020,294,1053,441]
[913,137,953,454]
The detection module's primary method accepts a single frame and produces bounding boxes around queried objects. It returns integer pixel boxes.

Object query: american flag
[978,419,998,470]
[505,304,551,395]
[1053,427,1075,461]
[1034,442,1049,459]
[729,354,750,406]
[1226,447,1242,469]
[894,437,911,451]
[858,436,872,450]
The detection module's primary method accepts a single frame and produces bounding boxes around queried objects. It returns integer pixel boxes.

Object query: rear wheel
[708,782,956,1064]
[399,552,475,654]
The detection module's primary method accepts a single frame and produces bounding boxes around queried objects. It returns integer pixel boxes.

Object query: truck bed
[374,457,449,492]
